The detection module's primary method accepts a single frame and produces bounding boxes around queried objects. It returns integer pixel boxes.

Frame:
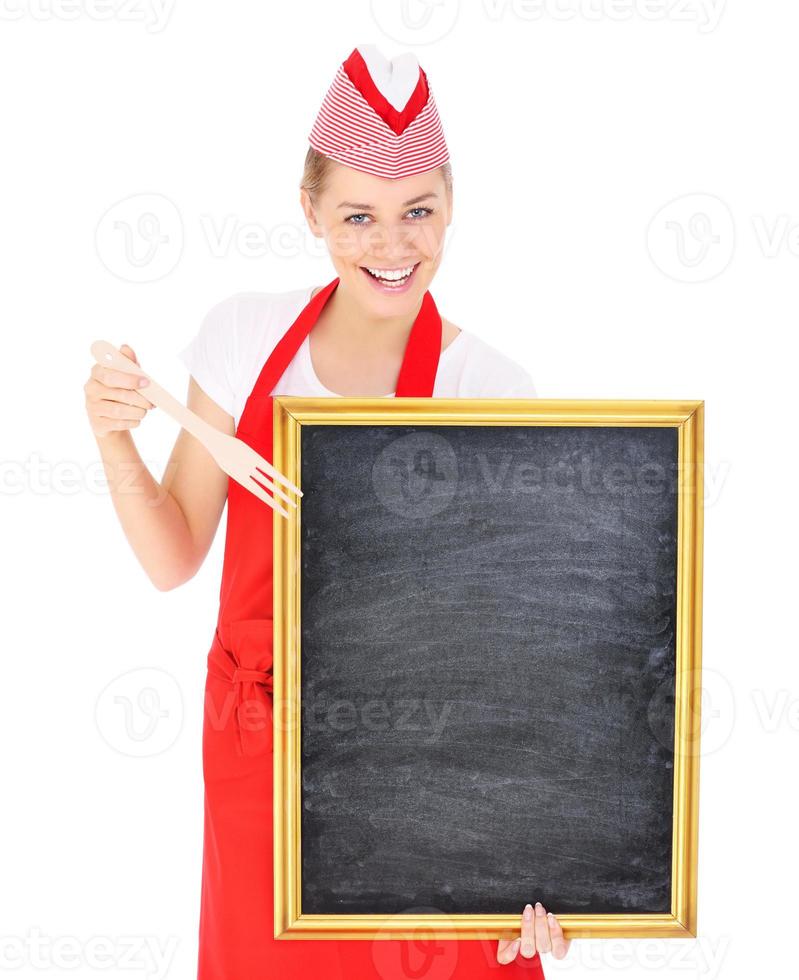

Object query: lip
[360,262,420,295]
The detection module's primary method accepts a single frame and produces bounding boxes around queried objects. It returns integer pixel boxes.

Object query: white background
[1,1,796,978]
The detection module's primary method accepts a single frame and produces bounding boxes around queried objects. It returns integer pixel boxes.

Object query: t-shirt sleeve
[476,348,538,398]
[178,296,241,416]
[453,332,538,398]
[496,368,538,398]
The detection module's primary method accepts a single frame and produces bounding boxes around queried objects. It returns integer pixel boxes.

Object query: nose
[360,221,421,258]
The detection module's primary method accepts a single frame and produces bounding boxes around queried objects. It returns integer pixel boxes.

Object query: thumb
[120,343,139,365]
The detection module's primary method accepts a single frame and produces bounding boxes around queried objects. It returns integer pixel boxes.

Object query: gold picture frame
[272,398,704,941]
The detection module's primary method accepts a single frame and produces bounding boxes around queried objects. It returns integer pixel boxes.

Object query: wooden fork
[91,341,301,519]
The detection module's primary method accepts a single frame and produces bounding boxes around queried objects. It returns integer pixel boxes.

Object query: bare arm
[85,344,233,591]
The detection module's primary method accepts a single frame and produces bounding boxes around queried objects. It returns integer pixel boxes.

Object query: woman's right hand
[85,342,233,590]
[84,343,156,439]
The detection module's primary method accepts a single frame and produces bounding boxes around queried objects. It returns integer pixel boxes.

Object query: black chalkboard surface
[272,400,703,940]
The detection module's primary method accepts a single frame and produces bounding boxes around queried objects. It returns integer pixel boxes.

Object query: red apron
[199,276,546,979]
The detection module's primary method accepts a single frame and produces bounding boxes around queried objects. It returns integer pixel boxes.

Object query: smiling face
[300,159,453,318]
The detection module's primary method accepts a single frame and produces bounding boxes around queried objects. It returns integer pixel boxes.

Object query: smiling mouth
[360,262,420,288]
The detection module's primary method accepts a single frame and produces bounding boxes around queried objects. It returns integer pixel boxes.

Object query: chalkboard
[272,400,703,939]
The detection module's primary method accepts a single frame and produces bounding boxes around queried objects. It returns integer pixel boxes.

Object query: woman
[84,44,571,979]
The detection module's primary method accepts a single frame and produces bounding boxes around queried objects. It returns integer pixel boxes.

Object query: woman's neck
[314,282,423,355]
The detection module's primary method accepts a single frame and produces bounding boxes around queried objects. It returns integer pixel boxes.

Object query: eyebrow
[336,192,438,210]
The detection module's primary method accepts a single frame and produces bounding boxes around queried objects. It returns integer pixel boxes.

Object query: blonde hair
[300,145,453,204]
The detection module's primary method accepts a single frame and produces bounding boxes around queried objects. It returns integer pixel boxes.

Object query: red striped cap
[308,45,450,180]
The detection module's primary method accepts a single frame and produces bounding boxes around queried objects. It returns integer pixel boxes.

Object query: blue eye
[345,206,435,226]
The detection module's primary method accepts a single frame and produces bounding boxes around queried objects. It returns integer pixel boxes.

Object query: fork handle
[91,340,218,447]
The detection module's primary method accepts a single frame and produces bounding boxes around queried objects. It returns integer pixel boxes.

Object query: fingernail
[547,912,555,922]
[523,904,533,920]
[535,902,545,917]
[510,939,520,956]
[522,941,535,957]
[137,377,149,387]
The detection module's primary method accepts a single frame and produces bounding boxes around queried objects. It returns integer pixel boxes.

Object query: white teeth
[365,264,416,281]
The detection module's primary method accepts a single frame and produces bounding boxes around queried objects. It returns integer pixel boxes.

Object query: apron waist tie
[232,667,272,686]
[207,622,274,757]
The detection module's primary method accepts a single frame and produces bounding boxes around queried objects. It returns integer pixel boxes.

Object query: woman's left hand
[496,902,572,965]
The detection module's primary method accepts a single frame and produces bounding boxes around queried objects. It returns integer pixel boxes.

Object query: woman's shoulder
[442,320,537,397]
[178,287,313,416]
[198,286,312,337]
[189,285,314,367]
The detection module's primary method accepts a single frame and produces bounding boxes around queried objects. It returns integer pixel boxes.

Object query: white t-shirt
[178,285,537,429]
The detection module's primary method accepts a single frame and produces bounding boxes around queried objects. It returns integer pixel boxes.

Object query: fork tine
[244,474,292,519]
[250,452,303,498]
[252,469,298,509]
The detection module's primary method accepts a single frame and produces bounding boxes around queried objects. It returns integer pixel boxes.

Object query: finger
[96,418,141,434]
[102,386,155,410]
[120,343,139,364]
[91,361,149,391]
[496,938,520,965]
[95,401,148,422]
[85,379,154,410]
[520,903,536,959]
[547,912,571,960]
[533,902,551,953]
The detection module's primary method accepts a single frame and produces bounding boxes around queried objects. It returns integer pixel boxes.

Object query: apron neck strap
[250,276,442,399]
[395,289,442,397]
[254,277,340,396]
